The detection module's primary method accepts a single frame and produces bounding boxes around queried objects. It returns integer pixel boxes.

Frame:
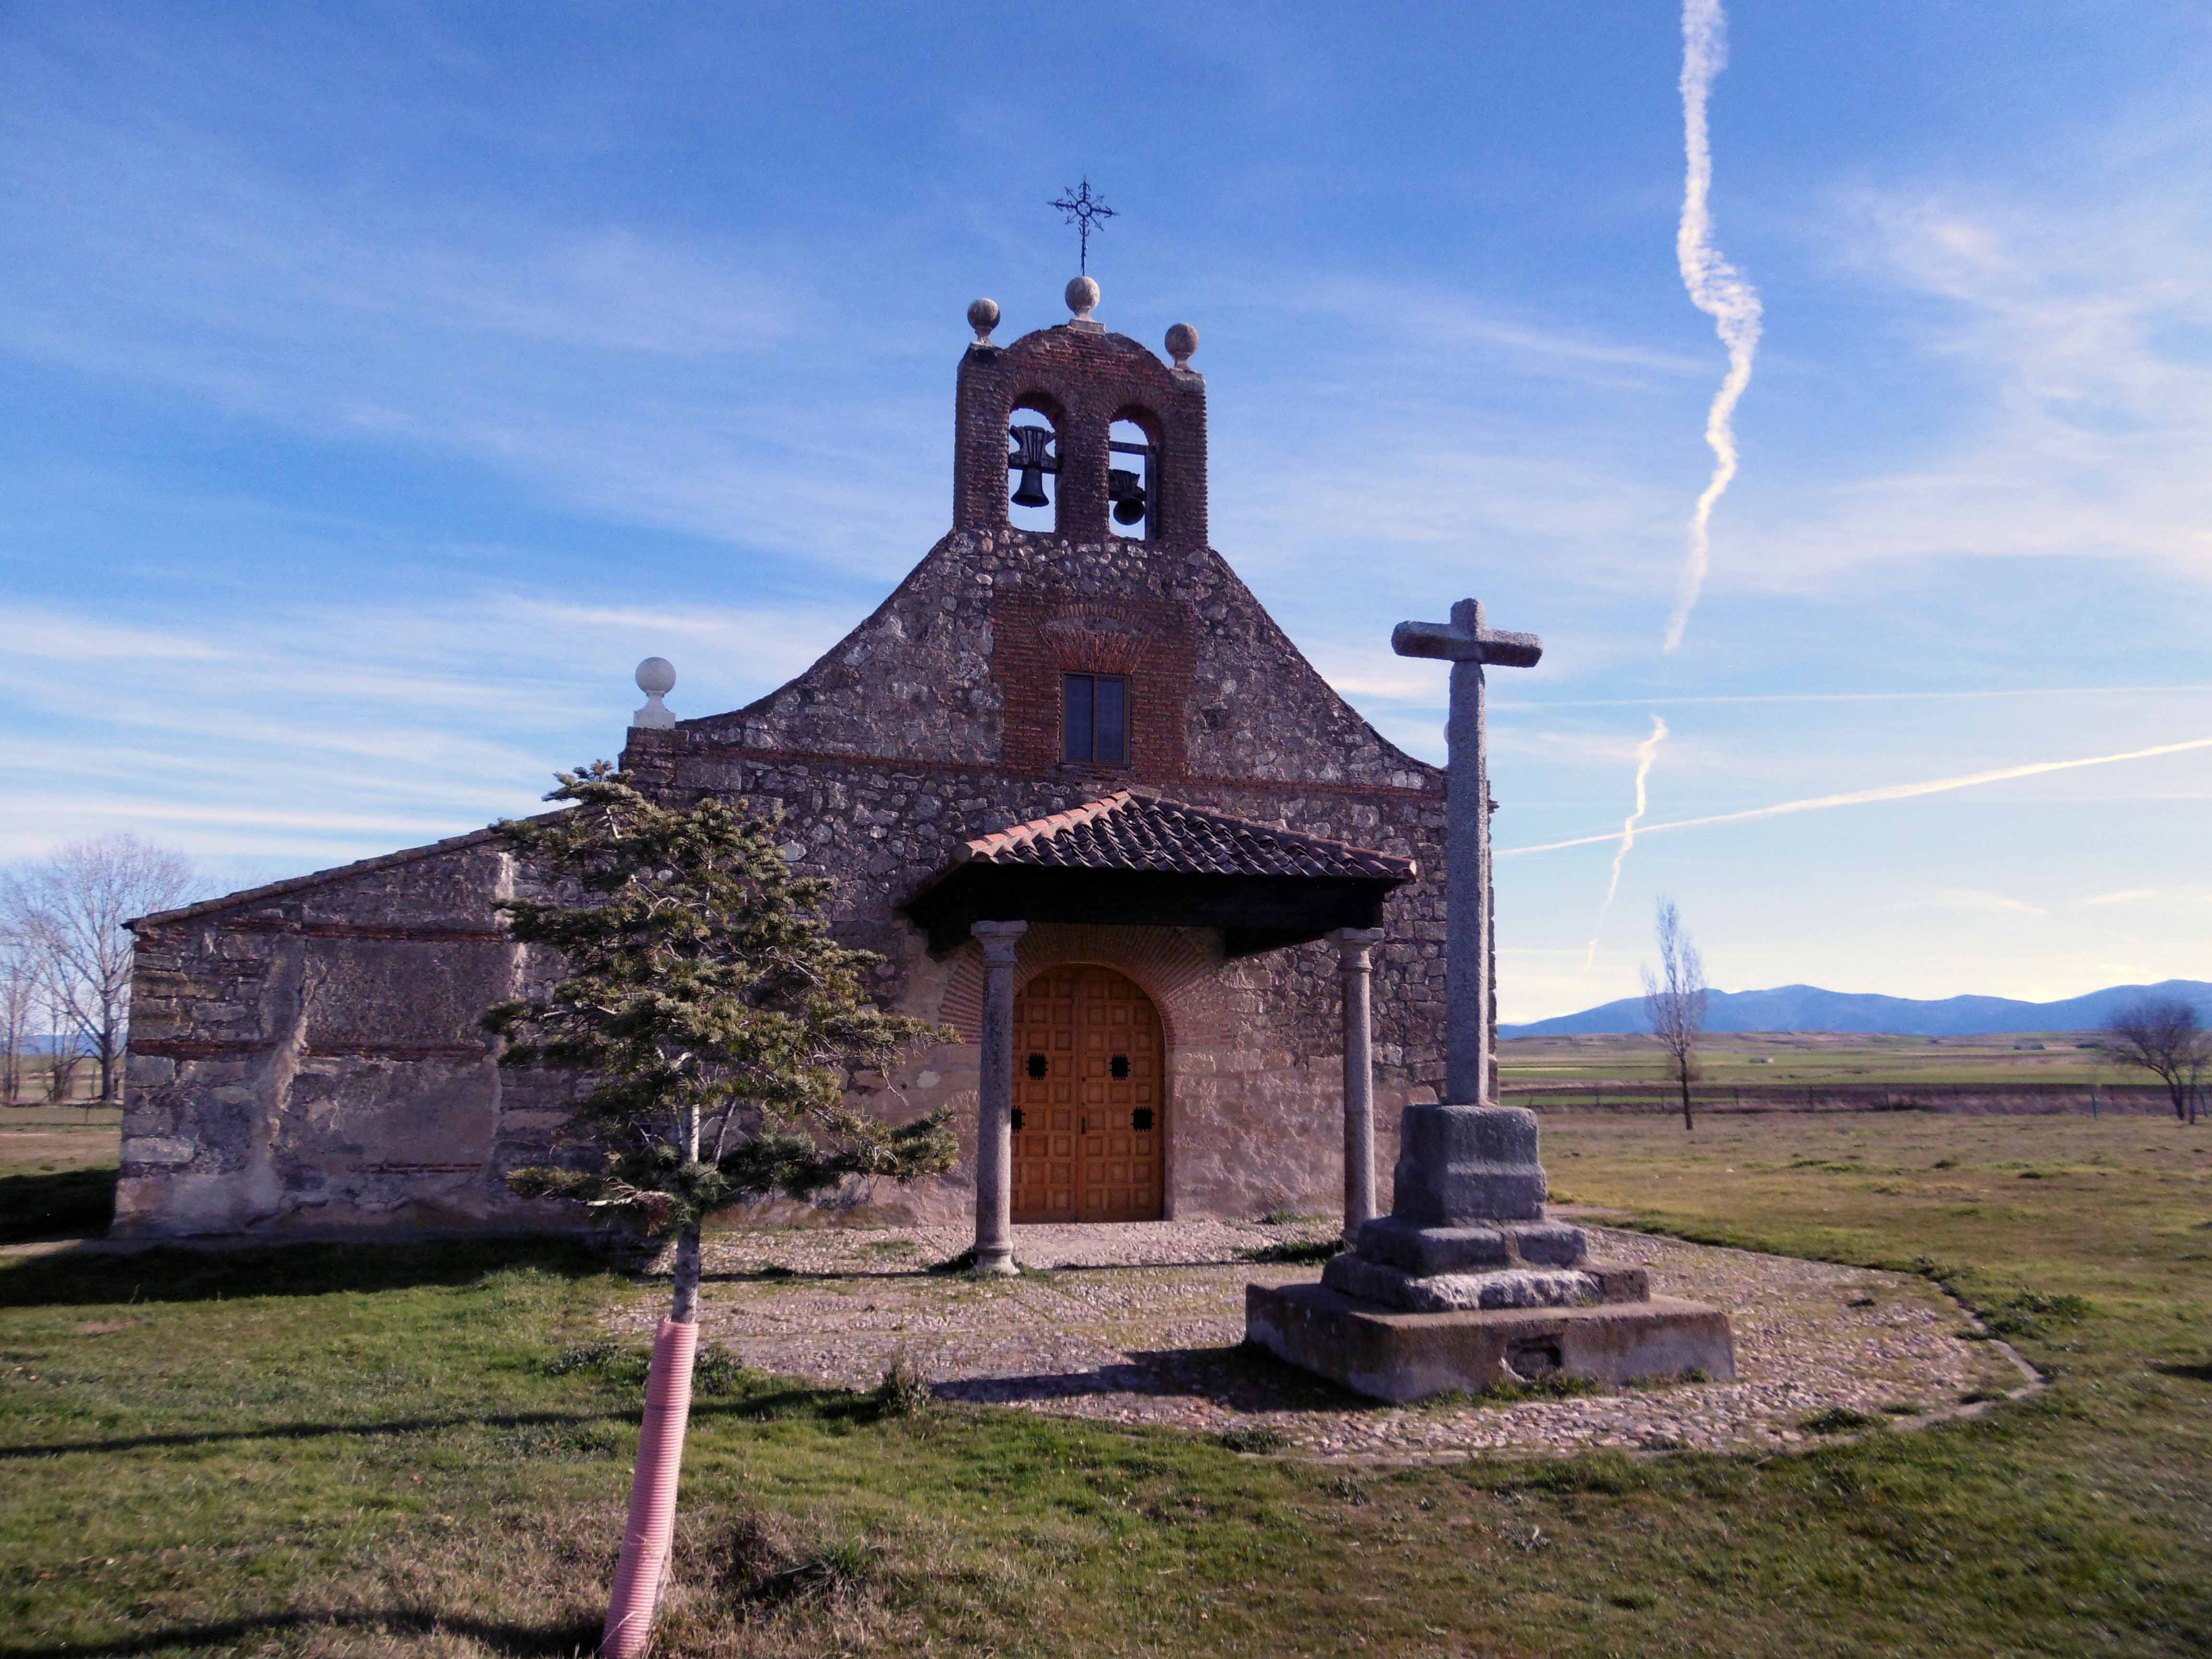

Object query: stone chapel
[116,277,1462,1240]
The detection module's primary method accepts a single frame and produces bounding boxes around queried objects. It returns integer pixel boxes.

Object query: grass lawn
[4,1111,2210,1657]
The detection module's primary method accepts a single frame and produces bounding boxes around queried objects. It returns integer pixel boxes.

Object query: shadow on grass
[0,1607,601,1658]
[3,1382,892,1460]
[0,1236,619,1310]
[2150,1359,2212,1383]
[0,1406,620,1462]
[0,1168,118,1247]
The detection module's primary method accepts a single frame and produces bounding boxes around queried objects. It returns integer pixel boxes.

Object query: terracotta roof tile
[954,792,1416,881]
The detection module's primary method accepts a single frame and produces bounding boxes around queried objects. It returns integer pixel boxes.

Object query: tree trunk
[1679,1062,1694,1132]
[672,1224,703,1323]
[603,1224,705,1659]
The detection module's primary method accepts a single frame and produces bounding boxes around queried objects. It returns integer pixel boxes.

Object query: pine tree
[482,762,956,1653]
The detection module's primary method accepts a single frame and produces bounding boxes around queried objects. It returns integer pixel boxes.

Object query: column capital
[971,918,1028,964]
[1330,926,1386,962]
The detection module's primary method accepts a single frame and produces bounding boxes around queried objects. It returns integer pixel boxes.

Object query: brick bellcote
[953,308,1209,547]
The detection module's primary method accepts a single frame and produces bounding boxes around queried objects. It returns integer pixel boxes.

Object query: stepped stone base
[1245,1282,1737,1404]
[1321,1250,1650,1312]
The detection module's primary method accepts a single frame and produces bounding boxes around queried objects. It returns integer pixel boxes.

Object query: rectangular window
[1062,673,1129,764]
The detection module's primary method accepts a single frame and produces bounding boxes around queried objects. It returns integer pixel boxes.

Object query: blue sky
[2,1,2207,1020]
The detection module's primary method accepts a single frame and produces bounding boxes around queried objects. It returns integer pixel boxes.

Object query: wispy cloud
[0,588,856,869]
[0,615,233,662]
[1898,889,2048,918]
[1503,735,2212,856]
[2074,888,2164,908]
[1743,178,2212,588]
[1586,715,1670,964]
[1666,0,1762,652]
[1490,685,2212,711]
[0,106,949,573]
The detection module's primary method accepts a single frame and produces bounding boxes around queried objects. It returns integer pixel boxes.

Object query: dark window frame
[1062,672,1130,765]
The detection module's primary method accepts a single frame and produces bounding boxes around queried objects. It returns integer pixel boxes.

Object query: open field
[3,1058,110,1107]
[0,1107,124,1247]
[4,1110,2210,1657]
[1503,1030,2116,1087]
[1499,1032,2192,1115]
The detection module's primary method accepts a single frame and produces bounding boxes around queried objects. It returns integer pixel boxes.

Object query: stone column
[970,920,1028,1276]
[1332,927,1385,1243]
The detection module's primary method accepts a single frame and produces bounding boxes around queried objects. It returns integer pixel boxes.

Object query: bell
[1108,466,1147,525]
[1008,424,1057,509]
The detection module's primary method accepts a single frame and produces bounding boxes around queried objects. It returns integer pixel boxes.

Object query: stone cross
[1392,598,1542,1105]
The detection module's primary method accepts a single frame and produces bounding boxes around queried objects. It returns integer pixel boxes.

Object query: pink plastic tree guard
[601,1318,700,1658]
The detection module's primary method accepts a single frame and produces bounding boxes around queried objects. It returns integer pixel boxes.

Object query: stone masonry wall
[116,832,587,1238]
[625,521,1454,1224]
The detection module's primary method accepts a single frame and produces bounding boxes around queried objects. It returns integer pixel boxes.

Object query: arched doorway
[1010,964,1165,1222]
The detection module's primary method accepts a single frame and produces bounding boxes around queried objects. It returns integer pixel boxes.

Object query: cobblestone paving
[618,1219,2030,1461]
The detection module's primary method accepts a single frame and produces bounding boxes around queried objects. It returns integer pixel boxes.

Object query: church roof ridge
[951,792,1417,881]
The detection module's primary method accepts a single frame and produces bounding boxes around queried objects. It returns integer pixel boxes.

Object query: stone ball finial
[1165,322,1199,368]
[632,656,676,730]
[967,297,1000,344]
[1065,275,1100,322]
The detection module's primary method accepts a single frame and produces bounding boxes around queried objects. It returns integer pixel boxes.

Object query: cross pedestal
[1246,598,1735,1399]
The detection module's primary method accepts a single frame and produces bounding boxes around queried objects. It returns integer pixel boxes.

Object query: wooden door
[1010,965,1164,1223]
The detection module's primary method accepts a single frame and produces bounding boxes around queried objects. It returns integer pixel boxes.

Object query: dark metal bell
[1008,423,1058,509]
[1108,467,1147,525]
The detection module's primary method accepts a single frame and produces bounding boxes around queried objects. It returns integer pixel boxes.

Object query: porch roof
[901,791,1417,957]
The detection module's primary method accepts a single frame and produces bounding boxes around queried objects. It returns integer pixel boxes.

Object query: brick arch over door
[933,924,1234,1052]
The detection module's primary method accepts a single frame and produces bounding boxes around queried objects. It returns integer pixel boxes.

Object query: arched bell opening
[1107,412,1159,541]
[1008,963,1166,1222]
[1007,394,1063,534]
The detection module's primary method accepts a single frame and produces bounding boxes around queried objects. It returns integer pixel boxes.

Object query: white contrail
[1585,715,1670,966]
[1501,736,2212,857]
[1667,0,1761,654]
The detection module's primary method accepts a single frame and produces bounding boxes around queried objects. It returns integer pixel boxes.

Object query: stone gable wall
[619,521,1455,1222]
[116,835,587,1238]
[688,527,1433,792]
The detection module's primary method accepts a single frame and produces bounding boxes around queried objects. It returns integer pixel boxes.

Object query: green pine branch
[484,762,959,1237]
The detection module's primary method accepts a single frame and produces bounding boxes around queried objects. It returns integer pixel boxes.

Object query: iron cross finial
[1050,178,1117,274]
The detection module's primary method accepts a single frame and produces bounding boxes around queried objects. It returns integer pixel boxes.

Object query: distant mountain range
[1500,979,2212,1038]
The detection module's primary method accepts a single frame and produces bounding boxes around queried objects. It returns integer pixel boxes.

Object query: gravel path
[617,1218,2030,1461]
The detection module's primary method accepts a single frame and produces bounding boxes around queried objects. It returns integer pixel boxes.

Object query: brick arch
[1008,388,1068,425]
[1041,601,1149,676]
[1110,402,1164,443]
[935,924,1232,1051]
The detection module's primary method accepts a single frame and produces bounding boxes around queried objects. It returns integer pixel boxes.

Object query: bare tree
[5,836,198,1106]
[2099,996,2211,1124]
[1641,898,1708,1131]
[0,934,36,1106]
